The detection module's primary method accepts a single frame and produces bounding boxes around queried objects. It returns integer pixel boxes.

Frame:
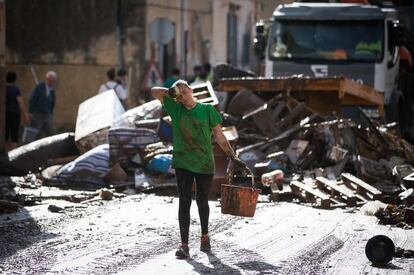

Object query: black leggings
[175,168,213,244]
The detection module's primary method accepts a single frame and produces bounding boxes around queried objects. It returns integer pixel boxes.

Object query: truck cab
[256,2,400,107]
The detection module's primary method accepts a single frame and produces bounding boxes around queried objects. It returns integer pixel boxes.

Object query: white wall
[211,0,255,70]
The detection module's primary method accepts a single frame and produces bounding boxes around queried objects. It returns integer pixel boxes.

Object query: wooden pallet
[290,180,343,209]
[341,173,382,200]
[271,173,384,209]
[315,177,359,207]
[191,81,219,106]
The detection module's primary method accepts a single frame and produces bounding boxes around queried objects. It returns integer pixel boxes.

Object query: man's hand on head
[151,87,168,102]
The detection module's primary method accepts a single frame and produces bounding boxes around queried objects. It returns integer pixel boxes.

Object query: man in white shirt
[98,67,127,107]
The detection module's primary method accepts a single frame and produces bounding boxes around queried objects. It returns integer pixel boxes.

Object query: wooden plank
[334,180,369,203]
[270,184,294,202]
[271,102,286,122]
[341,78,384,107]
[291,180,331,208]
[274,102,306,133]
[316,177,357,206]
[236,114,317,154]
[341,173,382,200]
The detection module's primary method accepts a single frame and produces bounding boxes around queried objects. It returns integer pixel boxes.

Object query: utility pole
[0,0,6,153]
[180,0,186,78]
[116,0,125,70]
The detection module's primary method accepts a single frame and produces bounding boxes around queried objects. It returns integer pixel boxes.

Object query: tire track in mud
[55,235,177,274]
[3,198,329,275]
[33,202,242,274]
[90,213,242,274]
[277,234,344,275]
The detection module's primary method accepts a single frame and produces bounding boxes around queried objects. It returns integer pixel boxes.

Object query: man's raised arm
[151,86,168,103]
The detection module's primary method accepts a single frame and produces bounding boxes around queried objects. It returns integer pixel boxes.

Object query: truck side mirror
[392,21,405,46]
[254,35,266,60]
[254,22,266,60]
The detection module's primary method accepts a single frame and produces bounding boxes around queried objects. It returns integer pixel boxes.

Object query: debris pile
[0,73,412,228]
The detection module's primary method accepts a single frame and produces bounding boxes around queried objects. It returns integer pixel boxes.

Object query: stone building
[4,0,292,132]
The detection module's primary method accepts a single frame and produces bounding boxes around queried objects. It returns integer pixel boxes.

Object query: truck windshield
[269,20,384,62]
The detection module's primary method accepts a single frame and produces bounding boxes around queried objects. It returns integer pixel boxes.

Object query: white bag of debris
[55,144,110,188]
[359,200,389,216]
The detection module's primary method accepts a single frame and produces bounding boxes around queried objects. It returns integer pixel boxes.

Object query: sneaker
[200,235,211,252]
[175,244,190,259]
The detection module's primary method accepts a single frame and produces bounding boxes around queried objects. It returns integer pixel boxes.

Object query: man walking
[29,70,57,139]
[151,80,246,259]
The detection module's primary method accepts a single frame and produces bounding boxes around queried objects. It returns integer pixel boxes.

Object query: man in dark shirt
[5,71,29,150]
[29,70,57,139]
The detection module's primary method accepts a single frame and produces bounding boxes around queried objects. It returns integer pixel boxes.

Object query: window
[268,20,384,63]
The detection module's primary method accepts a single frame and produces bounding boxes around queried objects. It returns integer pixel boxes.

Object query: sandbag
[0,133,80,176]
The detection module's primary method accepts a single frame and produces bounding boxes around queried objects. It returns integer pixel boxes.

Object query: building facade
[5,0,292,131]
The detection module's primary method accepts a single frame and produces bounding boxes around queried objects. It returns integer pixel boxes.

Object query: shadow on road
[371,262,403,270]
[0,207,57,262]
[187,252,242,274]
[187,251,281,274]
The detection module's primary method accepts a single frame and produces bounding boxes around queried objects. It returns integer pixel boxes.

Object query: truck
[253,1,414,141]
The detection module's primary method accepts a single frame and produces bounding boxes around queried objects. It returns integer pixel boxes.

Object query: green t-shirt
[162,96,222,174]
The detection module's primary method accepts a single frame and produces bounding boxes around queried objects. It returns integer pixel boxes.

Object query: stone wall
[5,0,146,130]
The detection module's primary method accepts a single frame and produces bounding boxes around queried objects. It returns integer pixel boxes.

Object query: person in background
[189,65,202,84]
[163,67,180,88]
[116,68,129,107]
[151,80,247,259]
[189,70,208,86]
[116,68,128,93]
[98,67,127,107]
[28,70,57,140]
[203,63,213,82]
[5,71,30,150]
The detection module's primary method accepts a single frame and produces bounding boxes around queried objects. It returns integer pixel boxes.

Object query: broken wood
[236,114,318,154]
[316,177,357,206]
[274,102,306,134]
[341,173,382,200]
[290,180,331,209]
[358,108,388,149]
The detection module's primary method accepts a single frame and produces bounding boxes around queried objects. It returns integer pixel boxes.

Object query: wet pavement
[0,194,413,274]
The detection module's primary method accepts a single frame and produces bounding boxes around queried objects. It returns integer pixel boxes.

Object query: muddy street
[0,194,412,275]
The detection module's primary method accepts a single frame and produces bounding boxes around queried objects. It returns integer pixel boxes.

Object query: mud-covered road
[0,194,413,274]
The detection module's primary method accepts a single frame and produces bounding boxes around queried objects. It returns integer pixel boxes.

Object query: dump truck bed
[217,76,384,117]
